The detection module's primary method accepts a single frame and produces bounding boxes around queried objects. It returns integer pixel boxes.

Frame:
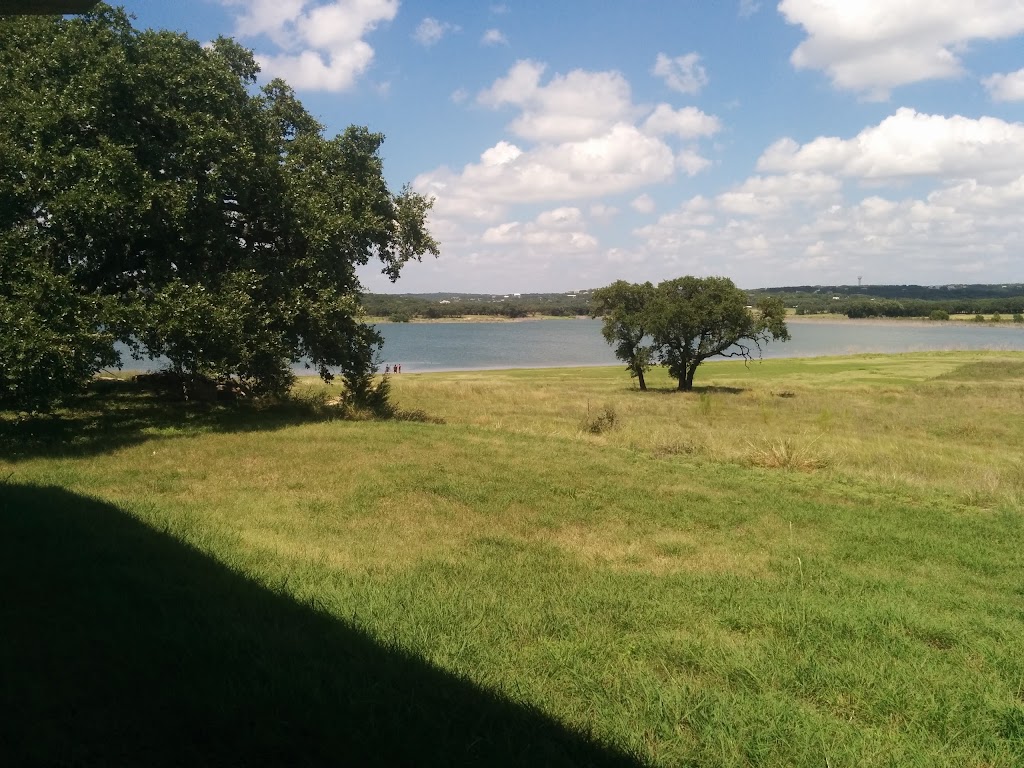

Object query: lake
[372,319,1024,373]
[116,319,1024,374]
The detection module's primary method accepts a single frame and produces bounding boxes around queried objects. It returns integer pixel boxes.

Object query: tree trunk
[680,364,697,391]
[637,370,646,391]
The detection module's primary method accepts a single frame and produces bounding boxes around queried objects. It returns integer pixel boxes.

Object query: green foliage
[0,259,118,411]
[0,6,437,410]
[1014,313,1024,324]
[593,277,790,392]
[591,281,656,391]
[929,309,950,321]
[974,314,987,323]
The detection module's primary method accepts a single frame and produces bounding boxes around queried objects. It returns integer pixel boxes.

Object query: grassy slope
[3,351,1023,766]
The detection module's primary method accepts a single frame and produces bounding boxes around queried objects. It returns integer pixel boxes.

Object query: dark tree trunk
[680,364,697,391]
[637,370,646,391]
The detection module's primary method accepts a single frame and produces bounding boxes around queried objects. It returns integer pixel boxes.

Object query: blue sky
[125,1,1024,293]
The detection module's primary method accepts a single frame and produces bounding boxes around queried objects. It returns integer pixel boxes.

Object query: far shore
[365,312,1021,329]
[363,314,588,324]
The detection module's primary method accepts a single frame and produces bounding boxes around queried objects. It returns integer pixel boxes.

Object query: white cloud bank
[224,0,397,91]
[758,108,1024,183]
[779,0,1024,99]
[983,68,1024,102]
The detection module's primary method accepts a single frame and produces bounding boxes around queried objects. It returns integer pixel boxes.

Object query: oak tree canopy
[0,4,438,410]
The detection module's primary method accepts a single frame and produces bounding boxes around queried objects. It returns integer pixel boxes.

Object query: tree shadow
[644,385,746,396]
[0,483,644,768]
[0,380,349,463]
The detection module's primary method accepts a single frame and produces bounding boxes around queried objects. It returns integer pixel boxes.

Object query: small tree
[647,276,789,391]
[929,309,950,321]
[591,280,655,390]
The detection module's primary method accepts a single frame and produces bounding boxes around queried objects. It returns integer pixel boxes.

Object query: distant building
[439,300,450,304]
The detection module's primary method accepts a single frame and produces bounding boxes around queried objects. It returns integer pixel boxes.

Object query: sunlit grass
[4,350,1024,766]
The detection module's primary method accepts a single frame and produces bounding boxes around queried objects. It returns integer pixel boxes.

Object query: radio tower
[857,276,863,288]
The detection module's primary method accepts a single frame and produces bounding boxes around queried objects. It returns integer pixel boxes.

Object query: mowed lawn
[2,351,1023,766]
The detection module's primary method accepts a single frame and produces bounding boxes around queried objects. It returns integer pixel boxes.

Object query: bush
[991,313,1002,323]
[582,403,617,434]
[974,314,987,323]
[388,311,412,323]
[1014,313,1024,324]
[929,309,950,321]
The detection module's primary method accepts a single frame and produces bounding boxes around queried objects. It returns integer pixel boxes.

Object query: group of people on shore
[384,363,402,374]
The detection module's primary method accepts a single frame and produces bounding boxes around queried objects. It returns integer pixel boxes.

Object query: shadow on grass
[0,483,643,768]
[646,385,746,396]
[0,380,353,463]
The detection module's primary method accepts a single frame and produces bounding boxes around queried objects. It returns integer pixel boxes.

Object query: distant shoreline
[364,313,1021,330]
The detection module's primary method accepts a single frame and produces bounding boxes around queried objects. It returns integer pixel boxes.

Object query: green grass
[3,351,1024,766]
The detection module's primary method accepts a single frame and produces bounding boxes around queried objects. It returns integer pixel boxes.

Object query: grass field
[3,351,1023,766]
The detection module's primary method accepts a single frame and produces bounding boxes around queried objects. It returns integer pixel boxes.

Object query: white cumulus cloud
[478,60,637,142]
[643,104,722,139]
[757,108,1024,183]
[779,0,1024,99]
[631,194,656,214]
[223,0,398,91]
[652,52,708,94]
[414,17,457,47]
[481,28,508,46]
[983,68,1024,101]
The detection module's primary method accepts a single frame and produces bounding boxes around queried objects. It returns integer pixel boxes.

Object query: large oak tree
[593,276,789,391]
[0,5,437,410]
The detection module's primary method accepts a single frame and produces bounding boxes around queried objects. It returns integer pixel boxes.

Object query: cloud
[716,172,842,216]
[738,0,760,17]
[630,194,656,214]
[414,17,457,47]
[652,52,708,94]
[400,59,729,291]
[983,68,1024,102]
[779,0,1024,99]
[478,60,637,142]
[223,0,398,91]
[757,108,1024,183]
[416,124,677,208]
[481,28,508,46]
[643,104,721,139]
[481,207,598,251]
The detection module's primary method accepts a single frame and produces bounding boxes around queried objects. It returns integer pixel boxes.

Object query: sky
[123,1,1024,293]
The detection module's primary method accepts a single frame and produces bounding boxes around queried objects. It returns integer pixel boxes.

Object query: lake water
[374,319,1024,373]
[117,319,1024,374]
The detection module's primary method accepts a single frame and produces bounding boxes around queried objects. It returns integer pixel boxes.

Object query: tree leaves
[592,276,790,391]
[0,4,437,409]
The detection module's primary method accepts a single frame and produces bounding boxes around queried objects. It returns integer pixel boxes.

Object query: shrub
[582,403,617,434]
[929,309,950,321]
[1014,313,1024,324]
[992,313,1002,323]
[974,314,986,323]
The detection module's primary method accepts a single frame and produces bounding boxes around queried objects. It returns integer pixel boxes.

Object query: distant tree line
[362,294,594,321]
[751,285,1024,318]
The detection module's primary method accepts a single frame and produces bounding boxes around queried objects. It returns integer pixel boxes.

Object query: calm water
[117,319,1024,373]
[374,319,1024,373]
